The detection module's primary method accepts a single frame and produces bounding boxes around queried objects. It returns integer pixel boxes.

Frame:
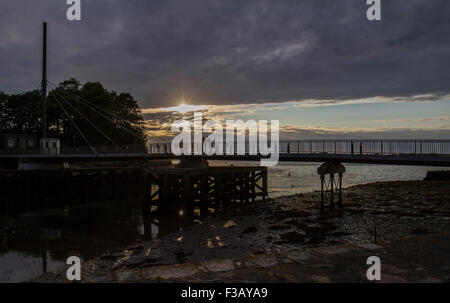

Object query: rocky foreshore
[33,179,450,282]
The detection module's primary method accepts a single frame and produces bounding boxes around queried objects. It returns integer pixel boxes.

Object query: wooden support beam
[251,171,256,203]
[200,174,208,216]
[262,169,268,199]
[182,174,194,218]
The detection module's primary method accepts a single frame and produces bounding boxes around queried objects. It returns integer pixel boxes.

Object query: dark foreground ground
[33,180,450,282]
[36,232,450,283]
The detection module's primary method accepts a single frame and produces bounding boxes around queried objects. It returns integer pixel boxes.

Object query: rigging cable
[50,93,96,154]
[51,88,119,148]
[47,81,149,142]
[47,80,169,144]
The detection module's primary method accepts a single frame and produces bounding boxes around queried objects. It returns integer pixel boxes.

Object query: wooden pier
[0,165,268,217]
[0,168,147,214]
[144,166,268,217]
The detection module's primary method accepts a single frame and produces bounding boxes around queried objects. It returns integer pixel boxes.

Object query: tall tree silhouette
[0,79,147,147]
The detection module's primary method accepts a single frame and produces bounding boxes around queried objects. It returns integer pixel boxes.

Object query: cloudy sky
[1,0,449,139]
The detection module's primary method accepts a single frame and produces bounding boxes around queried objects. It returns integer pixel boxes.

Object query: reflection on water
[0,251,62,283]
[210,161,448,197]
[0,202,196,282]
[1,162,447,282]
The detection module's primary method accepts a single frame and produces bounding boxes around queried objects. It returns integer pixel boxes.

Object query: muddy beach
[31,178,450,282]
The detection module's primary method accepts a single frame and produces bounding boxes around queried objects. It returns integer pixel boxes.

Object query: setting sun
[164,103,207,114]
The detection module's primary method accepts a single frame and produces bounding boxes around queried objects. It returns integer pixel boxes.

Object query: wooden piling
[182,174,194,217]
[200,174,208,216]
[0,164,269,218]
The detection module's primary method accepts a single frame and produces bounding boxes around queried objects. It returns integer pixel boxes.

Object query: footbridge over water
[146,139,450,167]
[1,139,449,214]
[1,139,450,167]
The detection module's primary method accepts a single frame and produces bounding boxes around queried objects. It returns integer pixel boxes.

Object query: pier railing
[2,140,450,156]
[148,139,450,156]
[0,144,148,155]
[279,139,450,155]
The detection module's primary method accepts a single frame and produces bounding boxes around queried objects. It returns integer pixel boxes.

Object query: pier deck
[0,165,268,217]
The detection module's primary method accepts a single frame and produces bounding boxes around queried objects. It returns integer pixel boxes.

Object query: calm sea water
[0,162,447,282]
[210,161,447,197]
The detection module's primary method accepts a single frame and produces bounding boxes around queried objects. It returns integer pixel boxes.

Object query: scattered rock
[282,210,311,218]
[284,250,313,262]
[410,228,433,234]
[307,236,326,244]
[248,255,279,268]
[201,260,235,272]
[311,275,331,283]
[315,246,351,255]
[116,271,133,282]
[284,219,299,226]
[303,226,326,235]
[142,264,200,280]
[100,253,117,261]
[332,231,350,237]
[279,232,305,243]
[224,220,237,228]
[268,225,291,231]
[357,243,383,250]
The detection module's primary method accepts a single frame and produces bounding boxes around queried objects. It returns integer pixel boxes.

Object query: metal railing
[0,144,148,155]
[2,140,450,156]
[148,140,450,156]
[279,140,450,155]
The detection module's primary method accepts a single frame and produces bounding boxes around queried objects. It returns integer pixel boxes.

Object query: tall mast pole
[42,22,47,138]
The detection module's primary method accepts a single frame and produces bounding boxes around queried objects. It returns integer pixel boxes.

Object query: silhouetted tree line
[0,79,147,147]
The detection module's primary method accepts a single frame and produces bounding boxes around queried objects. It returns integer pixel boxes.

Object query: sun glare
[165,103,207,114]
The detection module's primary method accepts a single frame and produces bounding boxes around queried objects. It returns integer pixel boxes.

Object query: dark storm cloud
[1,0,449,108]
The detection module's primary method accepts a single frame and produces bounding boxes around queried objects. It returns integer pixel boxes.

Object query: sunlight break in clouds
[142,104,207,114]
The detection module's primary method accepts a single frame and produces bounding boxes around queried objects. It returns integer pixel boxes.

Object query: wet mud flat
[33,180,450,282]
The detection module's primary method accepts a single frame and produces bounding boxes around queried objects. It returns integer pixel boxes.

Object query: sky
[0,0,449,139]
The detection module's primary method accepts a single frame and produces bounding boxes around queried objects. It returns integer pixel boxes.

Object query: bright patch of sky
[217,99,450,131]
